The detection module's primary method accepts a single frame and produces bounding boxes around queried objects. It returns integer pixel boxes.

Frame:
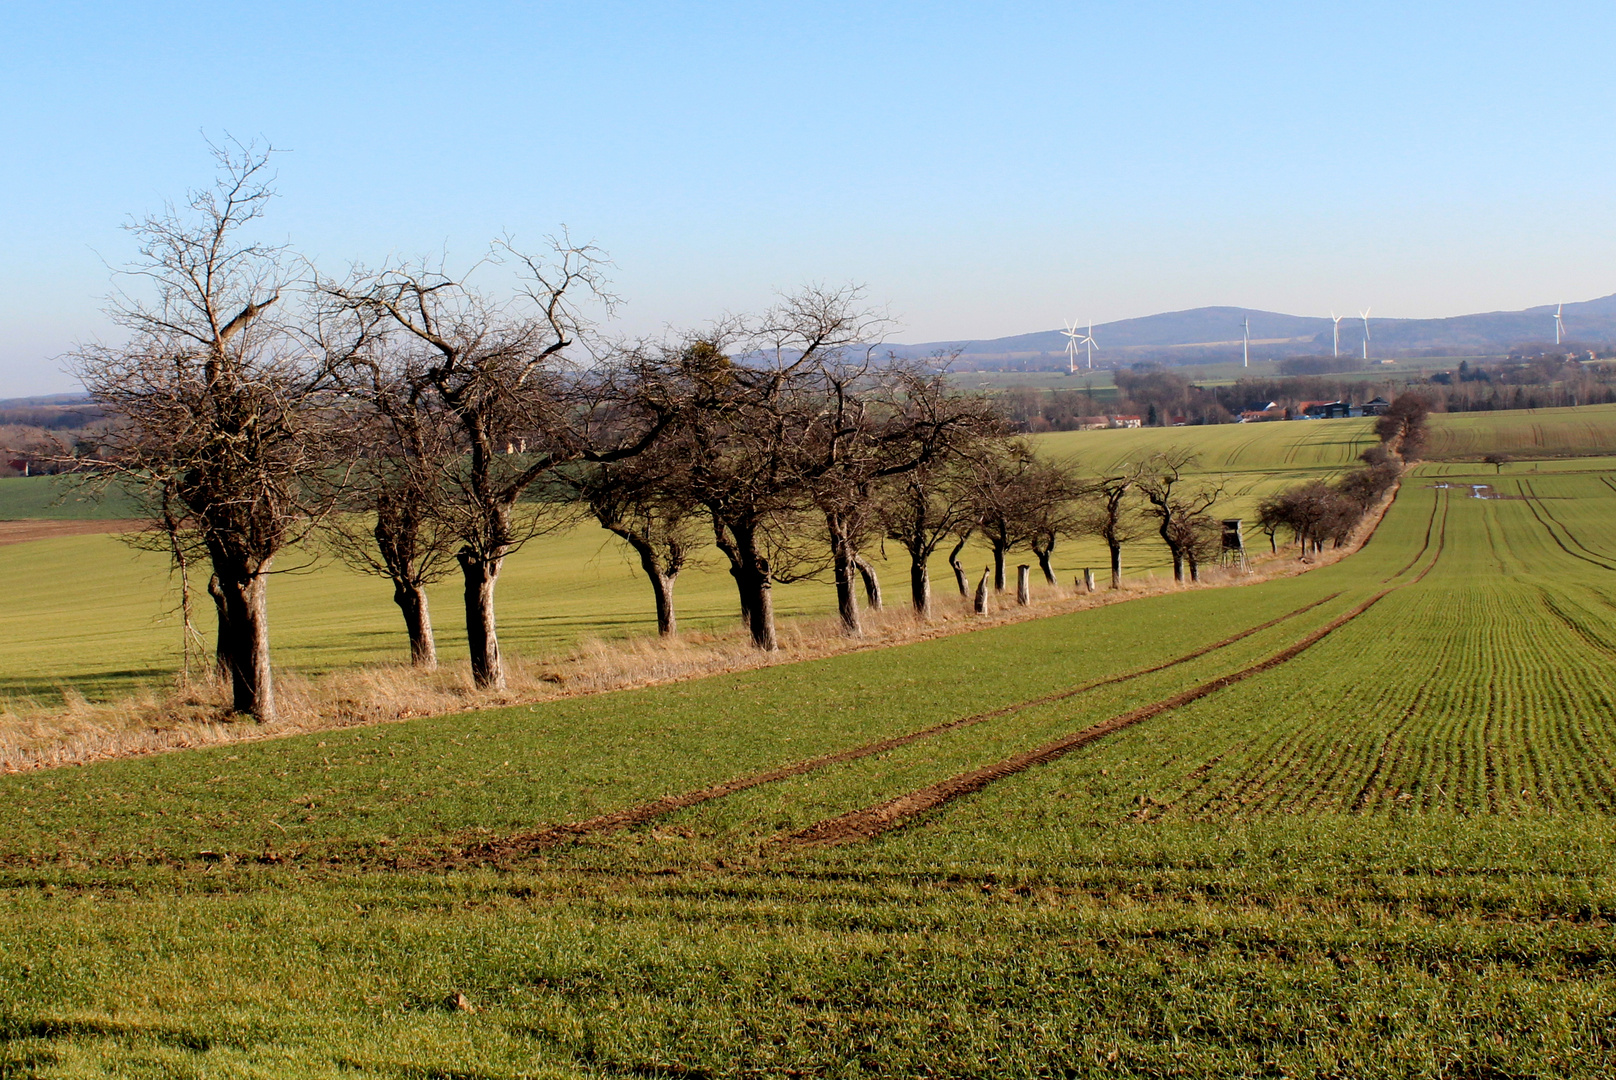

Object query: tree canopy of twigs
[72,140,346,720]
[321,240,666,688]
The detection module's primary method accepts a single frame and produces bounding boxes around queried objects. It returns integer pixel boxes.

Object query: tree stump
[1083,568,1095,593]
[973,567,990,614]
[1016,564,1031,605]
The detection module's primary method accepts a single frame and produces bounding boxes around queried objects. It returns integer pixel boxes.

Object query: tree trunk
[713,518,751,627]
[1158,519,1185,582]
[393,581,437,669]
[1109,543,1123,590]
[215,565,274,720]
[458,550,505,689]
[853,554,882,611]
[624,534,678,637]
[1016,564,1031,605]
[827,514,862,636]
[909,559,931,618]
[1033,542,1057,585]
[206,573,230,682]
[973,567,990,614]
[741,561,778,650]
[1187,551,1201,583]
[992,543,1008,592]
[949,537,970,597]
[729,563,753,626]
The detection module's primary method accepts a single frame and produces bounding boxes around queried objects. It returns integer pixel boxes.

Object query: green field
[1,407,1615,1075]
[3,405,1614,705]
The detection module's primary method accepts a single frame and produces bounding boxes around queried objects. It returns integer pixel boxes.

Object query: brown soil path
[778,589,1397,848]
[400,593,1343,869]
[0,520,143,546]
[777,493,1451,849]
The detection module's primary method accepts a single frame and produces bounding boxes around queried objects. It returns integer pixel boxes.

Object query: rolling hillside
[891,292,1616,365]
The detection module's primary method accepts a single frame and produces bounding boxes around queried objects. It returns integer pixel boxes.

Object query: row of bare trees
[71,144,1237,723]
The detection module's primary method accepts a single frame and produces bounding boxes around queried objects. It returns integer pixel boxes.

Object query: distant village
[1075,396,1391,430]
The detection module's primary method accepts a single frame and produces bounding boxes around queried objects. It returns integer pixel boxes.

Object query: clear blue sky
[4,1,1614,395]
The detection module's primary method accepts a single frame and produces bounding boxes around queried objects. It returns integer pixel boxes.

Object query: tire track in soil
[1520,478,1616,568]
[1383,487,1440,583]
[778,590,1397,849]
[395,593,1344,869]
[1512,475,1616,569]
[783,502,1449,847]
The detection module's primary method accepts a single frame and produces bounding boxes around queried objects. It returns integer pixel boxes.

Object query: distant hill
[891,294,1616,367]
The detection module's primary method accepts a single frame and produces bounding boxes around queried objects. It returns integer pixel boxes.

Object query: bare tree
[804,354,1003,634]
[671,289,890,650]
[1374,393,1432,460]
[966,443,1076,592]
[72,142,342,720]
[1023,459,1087,585]
[1077,470,1148,589]
[1136,449,1225,583]
[568,422,700,638]
[879,459,977,619]
[324,240,663,687]
[317,356,460,667]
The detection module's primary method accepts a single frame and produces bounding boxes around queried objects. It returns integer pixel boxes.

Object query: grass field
[1,413,1615,1075]
[3,405,1614,706]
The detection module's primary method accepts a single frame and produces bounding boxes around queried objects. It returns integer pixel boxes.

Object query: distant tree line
[1255,395,1426,557]
[1000,358,1616,434]
[69,147,1465,723]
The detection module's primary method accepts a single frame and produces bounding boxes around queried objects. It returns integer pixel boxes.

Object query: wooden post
[973,567,990,614]
[1016,564,1030,606]
[1083,568,1095,593]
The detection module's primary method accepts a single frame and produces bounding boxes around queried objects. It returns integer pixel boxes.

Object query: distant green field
[0,474,137,519]
[0,471,1306,705]
[6,405,1616,704]
[2,451,1614,1075]
[1424,402,1616,459]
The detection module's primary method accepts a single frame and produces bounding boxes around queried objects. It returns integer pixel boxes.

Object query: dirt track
[0,519,143,546]
[399,593,1345,869]
[778,495,1450,848]
[779,589,1399,848]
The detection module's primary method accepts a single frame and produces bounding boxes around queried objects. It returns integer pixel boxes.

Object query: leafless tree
[966,442,1077,592]
[567,419,701,638]
[1077,470,1148,588]
[1136,449,1225,583]
[667,289,892,650]
[804,353,1004,634]
[1374,393,1432,460]
[323,239,664,688]
[871,378,1006,619]
[317,350,460,667]
[71,142,344,720]
[1023,459,1087,585]
[1256,481,1335,559]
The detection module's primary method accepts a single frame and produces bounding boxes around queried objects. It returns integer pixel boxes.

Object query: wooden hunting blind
[1220,518,1247,569]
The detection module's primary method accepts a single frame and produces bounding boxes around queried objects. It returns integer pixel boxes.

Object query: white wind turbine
[1077,319,1098,370]
[1554,303,1566,346]
[1242,316,1251,368]
[1360,308,1372,361]
[1330,311,1344,358]
[1061,319,1083,373]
